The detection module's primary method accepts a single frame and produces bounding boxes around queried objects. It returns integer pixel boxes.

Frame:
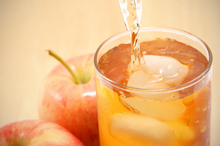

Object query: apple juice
[95,33,212,146]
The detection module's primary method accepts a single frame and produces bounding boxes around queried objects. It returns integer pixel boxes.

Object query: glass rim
[94,27,213,92]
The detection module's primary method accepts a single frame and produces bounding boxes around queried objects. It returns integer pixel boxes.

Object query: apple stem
[48,50,81,84]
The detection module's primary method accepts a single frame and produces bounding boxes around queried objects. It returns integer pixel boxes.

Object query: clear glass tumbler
[94,27,213,146]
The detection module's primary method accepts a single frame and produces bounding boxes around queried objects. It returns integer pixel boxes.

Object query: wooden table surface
[0,0,219,145]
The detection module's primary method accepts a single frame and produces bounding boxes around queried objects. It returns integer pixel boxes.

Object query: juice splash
[119,0,144,72]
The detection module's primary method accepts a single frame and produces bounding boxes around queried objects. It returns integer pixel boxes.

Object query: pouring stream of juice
[118,0,144,73]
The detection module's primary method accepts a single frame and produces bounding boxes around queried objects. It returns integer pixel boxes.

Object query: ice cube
[110,114,178,146]
[142,55,189,86]
[127,73,179,101]
[127,70,164,89]
[119,96,186,121]
[127,70,180,101]
[127,55,188,101]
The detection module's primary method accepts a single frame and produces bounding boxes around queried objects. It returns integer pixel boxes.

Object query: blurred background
[0,0,219,145]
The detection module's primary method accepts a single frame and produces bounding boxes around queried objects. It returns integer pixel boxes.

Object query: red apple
[38,51,99,146]
[0,120,84,146]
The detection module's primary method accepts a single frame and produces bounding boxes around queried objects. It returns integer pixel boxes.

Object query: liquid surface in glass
[96,38,211,146]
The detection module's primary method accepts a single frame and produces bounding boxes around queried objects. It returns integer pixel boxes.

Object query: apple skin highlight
[39,53,99,146]
[0,120,84,146]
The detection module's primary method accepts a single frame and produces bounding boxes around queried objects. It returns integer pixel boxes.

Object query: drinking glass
[94,27,213,146]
